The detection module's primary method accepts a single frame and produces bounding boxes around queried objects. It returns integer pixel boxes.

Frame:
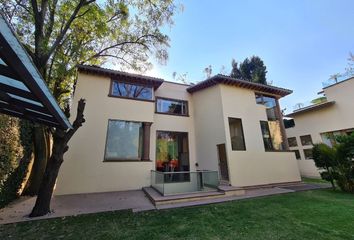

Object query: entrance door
[217,144,229,182]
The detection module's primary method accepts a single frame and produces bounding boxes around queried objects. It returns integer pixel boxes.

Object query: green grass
[1,190,354,240]
[302,177,329,184]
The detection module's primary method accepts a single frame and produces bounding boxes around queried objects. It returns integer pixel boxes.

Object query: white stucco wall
[285,77,354,177]
[192,85,226,172]
[219,85,301,186]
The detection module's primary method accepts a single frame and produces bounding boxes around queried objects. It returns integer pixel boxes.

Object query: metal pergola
[0,13,71,129]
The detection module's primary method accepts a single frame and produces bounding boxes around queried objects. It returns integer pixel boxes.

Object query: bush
[312,133,354,193]
[0,115,22,186]
[0,119,33,208]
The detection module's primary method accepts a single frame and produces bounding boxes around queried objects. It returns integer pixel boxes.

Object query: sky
[145,0,354,114]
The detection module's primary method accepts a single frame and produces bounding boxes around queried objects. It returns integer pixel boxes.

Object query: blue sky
[146,0,354,113]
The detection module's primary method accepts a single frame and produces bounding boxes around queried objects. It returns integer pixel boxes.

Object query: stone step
[142,187,226,206]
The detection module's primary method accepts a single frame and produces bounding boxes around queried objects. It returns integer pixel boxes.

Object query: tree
[203,65,212,78]
[230,56,268,84]
[1,0,179,216]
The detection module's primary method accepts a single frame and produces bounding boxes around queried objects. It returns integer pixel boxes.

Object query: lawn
[1,190,354,240]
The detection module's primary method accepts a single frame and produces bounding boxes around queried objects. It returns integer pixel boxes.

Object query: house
[285,77,354,177]
[54,65,301,195]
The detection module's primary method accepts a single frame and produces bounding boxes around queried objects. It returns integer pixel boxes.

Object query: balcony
[151,170,219,196]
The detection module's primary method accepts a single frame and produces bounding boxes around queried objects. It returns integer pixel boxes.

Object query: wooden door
[217,144,229,182]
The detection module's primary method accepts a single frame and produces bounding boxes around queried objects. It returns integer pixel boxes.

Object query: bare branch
[65,99,86,142]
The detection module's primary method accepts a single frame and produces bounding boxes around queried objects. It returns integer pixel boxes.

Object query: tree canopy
[230,56,268,85]
[1,0,180,106]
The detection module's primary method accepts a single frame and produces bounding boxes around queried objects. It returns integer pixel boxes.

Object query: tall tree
[230,56,268,84]
[1,0,179,216]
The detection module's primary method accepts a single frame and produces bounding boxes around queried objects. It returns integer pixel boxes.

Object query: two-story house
[54,65,301,195]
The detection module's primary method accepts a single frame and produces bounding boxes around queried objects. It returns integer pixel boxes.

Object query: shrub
[0,119,33,208]
[312,133,354,193]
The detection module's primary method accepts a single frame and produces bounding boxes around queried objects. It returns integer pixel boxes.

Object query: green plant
[312,133,354,193]
[0,120,33,208]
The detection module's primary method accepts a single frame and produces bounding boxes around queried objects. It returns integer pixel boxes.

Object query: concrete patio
[0,183,330,225]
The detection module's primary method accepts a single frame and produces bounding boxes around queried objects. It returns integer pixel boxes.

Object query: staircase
[143,185,245,206]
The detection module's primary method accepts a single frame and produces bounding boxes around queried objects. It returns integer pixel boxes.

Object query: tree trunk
[22,126,49,196]
[29,99,86,217]
[29,137,65,217]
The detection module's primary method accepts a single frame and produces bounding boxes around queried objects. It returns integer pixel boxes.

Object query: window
[303,149,313,159]
[260,121,273,150]
[255,94,277,120]
[156,98,188,116]
[104,120,150,161]
[229,118,246,150]
[156,131,190,183]
[300,135,313,146]
[292,150,301,160]
[110,80,153,100]
[256,94,285,150]
[288,137,298,147]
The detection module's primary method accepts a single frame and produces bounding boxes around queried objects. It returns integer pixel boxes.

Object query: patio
[0,182,330,225]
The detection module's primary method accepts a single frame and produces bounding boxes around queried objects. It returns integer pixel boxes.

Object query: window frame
[108,79,154,102]
[228,117,246,151]
[103,119,151,162]
[300,135,313,146]
[260,120,274,151]
[288,137,298,147]
[292,150,301,160]
[155,97,189,117]
[303,148,313,160]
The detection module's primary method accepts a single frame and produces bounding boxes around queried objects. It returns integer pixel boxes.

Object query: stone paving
[0,183,330,225]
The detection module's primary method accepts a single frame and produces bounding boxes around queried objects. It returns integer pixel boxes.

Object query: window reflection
[256,93,284,151]
[111,80,153,100]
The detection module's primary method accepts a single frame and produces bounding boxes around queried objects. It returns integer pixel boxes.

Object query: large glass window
[260,121,274,150]
[256,93,285,151]
[156,131,189,172]
[104,120,143,161]
[300,135,313,146]
[156,98,188,116]
[110,80,153,100]
[228,118,246,151]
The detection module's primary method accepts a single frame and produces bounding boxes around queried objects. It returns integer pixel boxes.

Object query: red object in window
[156,160,164,170]
[169,159,178,168]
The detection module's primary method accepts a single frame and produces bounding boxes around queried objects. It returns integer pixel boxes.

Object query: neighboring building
[55,65,301,195]
[285,77,354,177]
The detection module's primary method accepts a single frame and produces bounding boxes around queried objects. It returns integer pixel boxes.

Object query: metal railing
[151,170,219,196]
[322,73,354,88]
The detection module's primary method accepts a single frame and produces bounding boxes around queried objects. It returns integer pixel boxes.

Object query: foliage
[1,0,180,106]
[312,133,354,192]
[0,120,33,208]
[1,190,354,239]
[310,96,327,104]
[230,56,268,84]
[0,0,180,212]
[0,115,22,186]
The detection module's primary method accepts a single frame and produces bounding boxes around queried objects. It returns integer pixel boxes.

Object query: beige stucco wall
[56,71,301,195]
[55,74,196,195]
[219,85,301,186]
[285,77,354,177]
[192,85,226,172]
